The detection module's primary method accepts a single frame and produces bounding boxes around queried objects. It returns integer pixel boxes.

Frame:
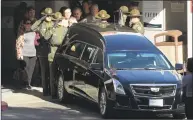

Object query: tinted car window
[95,49,103,63]
[107,51,173,70]
[81,45,96,63]
[66,42,85,58]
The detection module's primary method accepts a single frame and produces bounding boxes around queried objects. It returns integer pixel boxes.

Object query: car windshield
[107,51,173,70]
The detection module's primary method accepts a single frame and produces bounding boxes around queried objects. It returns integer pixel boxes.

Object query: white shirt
[22,32,36,57]
[61,17,77,27]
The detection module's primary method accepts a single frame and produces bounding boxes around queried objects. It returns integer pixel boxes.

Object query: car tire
[173,113,186,119]
[57,73,72,103]
[99,87,114,119]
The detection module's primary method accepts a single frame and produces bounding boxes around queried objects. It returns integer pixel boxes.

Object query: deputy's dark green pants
[36,39,50,96]
[39,57,50,96]
[49,61,57,98]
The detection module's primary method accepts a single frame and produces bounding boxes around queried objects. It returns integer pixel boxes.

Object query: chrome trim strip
[130,84,177,86]
[134,95,175,99]
[138,105,172,110]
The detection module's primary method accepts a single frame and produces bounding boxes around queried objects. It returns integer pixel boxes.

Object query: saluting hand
[40,15,47,21]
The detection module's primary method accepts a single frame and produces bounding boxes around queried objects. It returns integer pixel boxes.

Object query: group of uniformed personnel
[117,6,144,34]
[85,5,144,34]
[30,5,144,96]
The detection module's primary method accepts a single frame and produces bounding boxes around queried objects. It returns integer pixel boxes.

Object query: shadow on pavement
[2,106,101,120]
[1,106,173,120]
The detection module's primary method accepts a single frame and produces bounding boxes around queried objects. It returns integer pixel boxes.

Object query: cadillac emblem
[150,87,160,92]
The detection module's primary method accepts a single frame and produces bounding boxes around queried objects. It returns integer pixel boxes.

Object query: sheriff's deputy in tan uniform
[44,12,68,98]
[31,8,54,96]
[129,9,144,34]
[95,10,110,28]
[118,6,130,26]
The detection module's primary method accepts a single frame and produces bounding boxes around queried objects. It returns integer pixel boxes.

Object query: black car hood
[114,70,182,85]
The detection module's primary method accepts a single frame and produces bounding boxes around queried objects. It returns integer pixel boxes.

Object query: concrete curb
[1,101,8,111]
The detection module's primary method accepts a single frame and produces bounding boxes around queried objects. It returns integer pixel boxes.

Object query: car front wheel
[99,87,114,119]
[57,73,72,103]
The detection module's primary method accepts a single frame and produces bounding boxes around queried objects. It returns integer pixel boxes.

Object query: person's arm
[31,16,47,31]
[34,32,40,46]
[16,35,24,60]
[31,20,42,31]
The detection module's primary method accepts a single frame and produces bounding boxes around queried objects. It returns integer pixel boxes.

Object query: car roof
[73,22,137,33]
[103,33,158,52]
[70,23,158,52]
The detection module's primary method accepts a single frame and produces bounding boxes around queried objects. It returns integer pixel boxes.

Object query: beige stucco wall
[157,45,187,66]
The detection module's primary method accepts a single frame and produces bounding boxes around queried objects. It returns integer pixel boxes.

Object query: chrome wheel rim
[57,75,64,100]
[99,91,106,115]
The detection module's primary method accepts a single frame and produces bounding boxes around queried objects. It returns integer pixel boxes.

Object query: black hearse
[52,23,185,118]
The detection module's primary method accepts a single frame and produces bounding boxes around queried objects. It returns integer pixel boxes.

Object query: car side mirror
[90,63,103,70]
[175,63,183,70]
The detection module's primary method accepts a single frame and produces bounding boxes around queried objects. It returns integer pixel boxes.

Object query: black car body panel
[115,70,181,84]
[54,23,184,115]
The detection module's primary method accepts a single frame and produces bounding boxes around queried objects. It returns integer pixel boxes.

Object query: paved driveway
[1,87,101,120]
[1,87,177,120]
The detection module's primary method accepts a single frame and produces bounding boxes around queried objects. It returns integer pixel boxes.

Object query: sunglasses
[25,23,31,25]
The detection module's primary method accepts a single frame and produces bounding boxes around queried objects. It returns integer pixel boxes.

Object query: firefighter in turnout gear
[31,7,54,96]
[129,9,144,34]
[44,12,68,98]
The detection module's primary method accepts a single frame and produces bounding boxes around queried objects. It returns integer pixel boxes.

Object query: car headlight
[112,79,126,95]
